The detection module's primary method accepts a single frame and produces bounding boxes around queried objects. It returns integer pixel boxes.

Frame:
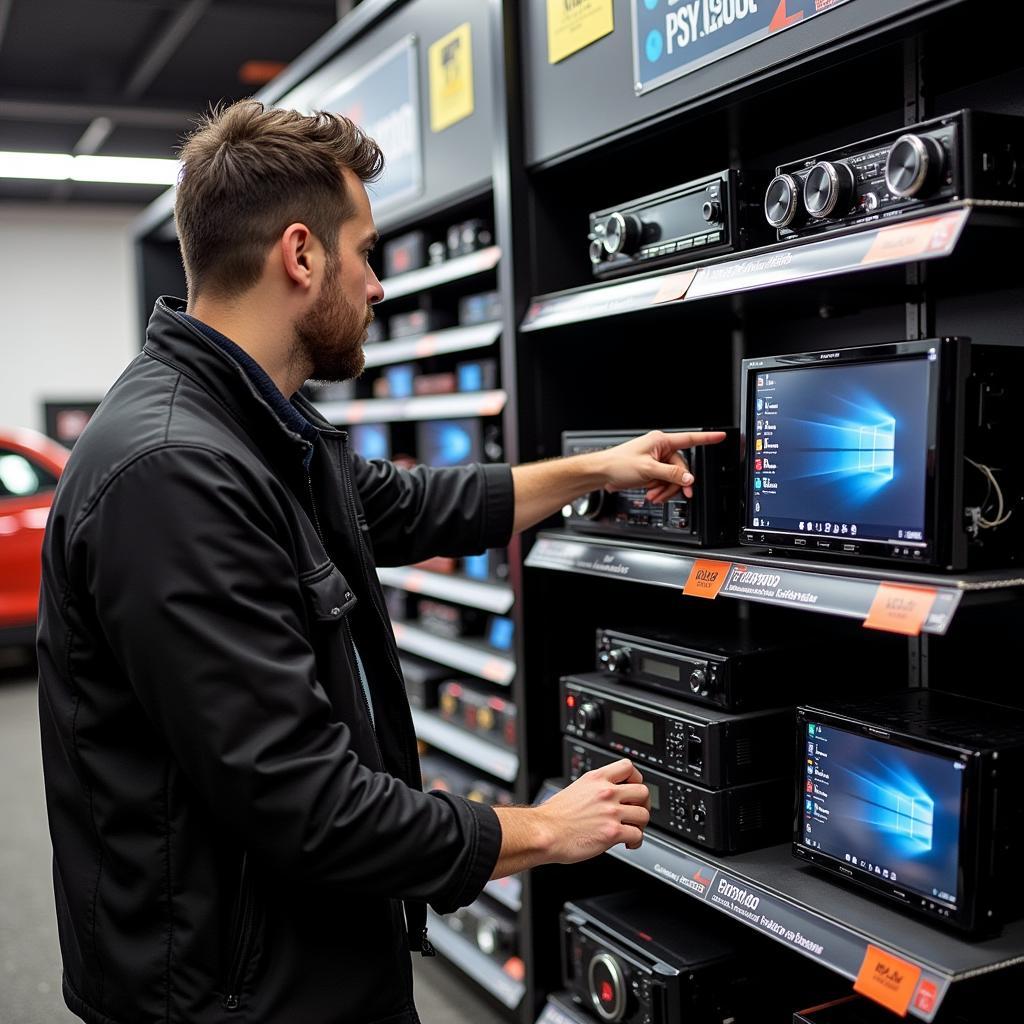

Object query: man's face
[296,168,384,382]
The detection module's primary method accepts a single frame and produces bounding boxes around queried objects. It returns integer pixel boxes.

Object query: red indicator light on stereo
[600,981,614,1004]
[566,695,576,708]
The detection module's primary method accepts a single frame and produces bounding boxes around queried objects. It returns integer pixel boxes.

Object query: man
[37,100,725,1024]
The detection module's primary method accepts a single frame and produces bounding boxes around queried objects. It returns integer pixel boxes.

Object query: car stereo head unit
[796,691,1024,935]
[740,338,1023,570]
[562,429,739,548]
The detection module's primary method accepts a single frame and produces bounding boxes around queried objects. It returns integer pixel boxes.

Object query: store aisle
[0,667,503,1024]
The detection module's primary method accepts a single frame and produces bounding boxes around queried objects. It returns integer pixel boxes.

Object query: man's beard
[296,260,373,383]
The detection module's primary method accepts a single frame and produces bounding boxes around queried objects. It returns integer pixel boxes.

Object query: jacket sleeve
[72,444,500,911]
[351,455,515,567]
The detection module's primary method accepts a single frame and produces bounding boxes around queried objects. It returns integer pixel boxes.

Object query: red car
[0,428,69,645]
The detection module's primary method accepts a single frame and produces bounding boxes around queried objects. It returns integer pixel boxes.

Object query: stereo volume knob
[602,212,643,256]
[803,161,855,219]
[598,647,630,674]
[588,952,627,1022]
[563,490,604,521]
[764,173,802,228]
[688,668,708,695]
[575,701,603,733]
[885,133,945,198]
[701,200,722,223]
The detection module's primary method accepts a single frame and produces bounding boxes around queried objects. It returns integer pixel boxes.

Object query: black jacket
[37,297,512,1024]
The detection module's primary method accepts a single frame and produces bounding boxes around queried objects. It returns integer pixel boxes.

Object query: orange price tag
[682,559,732,600]
[861,213,960,266]
[346,401,366,424]
[854,945,922,1016]
[482,659,509,683]
[415,335,439,357]
[652,269,697,304]
[863,583,937,636]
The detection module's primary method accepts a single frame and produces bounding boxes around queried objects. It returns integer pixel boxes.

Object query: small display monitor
[349,423,391,461]
[416,418,482,467]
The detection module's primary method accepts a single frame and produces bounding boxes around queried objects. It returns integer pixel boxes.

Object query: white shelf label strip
[411,708,519,782]
[314,389,507,425]
[377,567,514,614]
[380,246,501,301]
[393,622,515,685]
[363,322,502,368]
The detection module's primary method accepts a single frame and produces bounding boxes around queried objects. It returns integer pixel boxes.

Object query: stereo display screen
[417,418,482,467]
[748,356,932,546]
[349,423,390,461]
[801,719,964,909]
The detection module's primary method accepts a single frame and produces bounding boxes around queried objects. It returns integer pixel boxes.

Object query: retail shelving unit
[134,0,1024,1020]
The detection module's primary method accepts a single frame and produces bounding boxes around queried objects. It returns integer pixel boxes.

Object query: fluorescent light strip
[0,151,179,185]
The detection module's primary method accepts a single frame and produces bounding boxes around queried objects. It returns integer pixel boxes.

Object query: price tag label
[415,335,439,357]
[854,944,922,1016]
[652,269,697,304]
[863,583,938,636]
[683,559,732,599]
[861,212,962,266]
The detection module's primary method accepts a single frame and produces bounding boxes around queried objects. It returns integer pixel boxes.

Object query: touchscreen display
[802,719,964,907]
[749,357,931,546]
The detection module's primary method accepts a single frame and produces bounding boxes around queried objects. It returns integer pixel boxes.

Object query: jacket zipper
[223,854,256,1011]
[335,437,434,956]
[305,459,387,770]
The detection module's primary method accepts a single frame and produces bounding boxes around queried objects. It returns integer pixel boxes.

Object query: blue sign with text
[318,35,422,212]
[632,0,856,95]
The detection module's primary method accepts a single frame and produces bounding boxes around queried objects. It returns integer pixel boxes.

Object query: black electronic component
[382,229,429,278]
[740,338,1024,570]
[562,891,748,1024]
[588,169,763,279]
[560,673,791,789]
[766,109,1024,240]
[796,691,1024,935]
[564,738,789,854]
[561,429,739,548]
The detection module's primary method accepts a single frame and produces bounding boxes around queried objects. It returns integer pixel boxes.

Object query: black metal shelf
[526,531,1024,635]
[379,245,501,302]
[363,321,501,369]
[537,782,1024,1023]
[378,566,514,614]
[411,708,519,782]
[426,909,526,1010]
[518,204,1005,332]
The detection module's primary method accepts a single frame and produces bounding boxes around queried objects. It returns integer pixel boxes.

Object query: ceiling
[0,0,354,203]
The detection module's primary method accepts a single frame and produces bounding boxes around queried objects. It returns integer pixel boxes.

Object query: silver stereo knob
[601,212,643,255]
[885,133,945,198]
[589,238,605,264]
[575,701,603,732]
[598,647,630,674]
[764,173,801,228]
[803,161,855,219]
[563,490,604,520]
[588,952,627,1022]
[688,667,708,694]
[701,200,722,223]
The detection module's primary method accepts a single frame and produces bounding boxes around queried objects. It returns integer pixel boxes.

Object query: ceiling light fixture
[0,151,179,186]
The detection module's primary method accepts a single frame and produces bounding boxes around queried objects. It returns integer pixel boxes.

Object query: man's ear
[280,223,316,289]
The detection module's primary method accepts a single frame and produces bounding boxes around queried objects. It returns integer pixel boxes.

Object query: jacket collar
[144,296,327,460]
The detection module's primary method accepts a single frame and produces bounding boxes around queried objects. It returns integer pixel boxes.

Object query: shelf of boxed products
[314,389,506,426]
[536,781,1024,1023]
[425,908,525,1010]
[525,531,1024,636]
[362,321,502,369]
[411,707,519,783]
[483,874,523,914]
[378,245,501,301]
[377,566,514,614]
[520,205,983,332]
[392,620,516,685]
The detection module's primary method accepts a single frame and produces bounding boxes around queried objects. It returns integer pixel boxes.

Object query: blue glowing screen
[488,616,514,651]
[802,721,964,906]
[417,418,481,467]
[749,357,932,544]
[349,423,390,461]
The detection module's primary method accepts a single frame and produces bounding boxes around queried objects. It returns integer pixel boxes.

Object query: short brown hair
[174,99,384,298]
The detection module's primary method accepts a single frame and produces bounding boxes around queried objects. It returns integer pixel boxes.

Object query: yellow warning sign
[429,22,474,133]
[547,0,614,65]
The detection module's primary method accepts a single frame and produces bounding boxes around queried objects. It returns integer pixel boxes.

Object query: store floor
[0,661,504,1024]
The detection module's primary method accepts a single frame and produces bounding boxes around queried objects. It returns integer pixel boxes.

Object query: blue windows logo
[848,763,936,855]
[858,418,896,480]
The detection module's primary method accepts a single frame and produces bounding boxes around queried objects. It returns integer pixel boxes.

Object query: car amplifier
[564,737,790,854]
[595,627,840,713]
[588,169,763,279]
[561,429,738,548]
[439,680,517,747]
[562,891,749,1024]
[561,672,791,789]
[765,109,1024,240]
